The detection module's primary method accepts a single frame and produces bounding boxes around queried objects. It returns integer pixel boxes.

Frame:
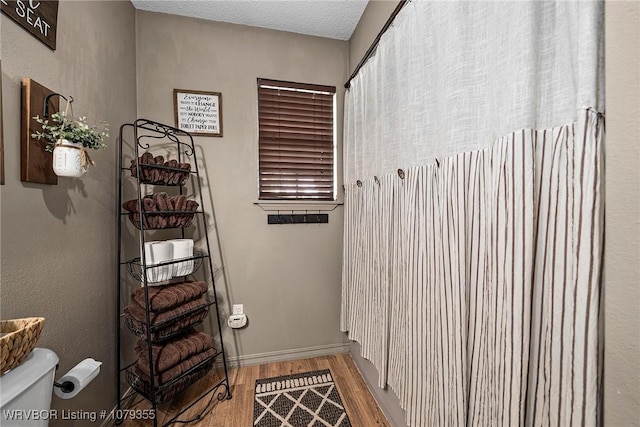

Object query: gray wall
[135,10,349,361]
[0,1,137,424]
[604,1,640,425]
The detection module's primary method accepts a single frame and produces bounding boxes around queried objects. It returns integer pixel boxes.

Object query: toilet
[0,348,59,426]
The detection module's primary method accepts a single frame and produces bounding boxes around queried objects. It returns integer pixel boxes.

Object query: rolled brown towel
[129,213,142,229]
[173,195,186,212]
[125,296,208,326]
[161,160,172,184]
[135,330,212,373]
[140,153,155,181]
[123,196,155,213]
[165,195,175,211]
[149,156,161,183]
[126,308,209,342]
[130,212,157,229]
[166,197,177,227]
[185,200,199,211]
[153,193,168,211]
[182,214,196,228]
[151,193,169,228]
[177,163,191,185]
[134,347,215,385]
[130,159,139,179]
[141,152,154,163]
[131,281,208,312]
[122,199,140,212]
[170,163,183,185]
[165,160,178,184]
[181,200,199,227]
[142,197,156,212]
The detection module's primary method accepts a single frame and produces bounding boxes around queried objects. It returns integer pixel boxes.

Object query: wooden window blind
[258,78,336,200]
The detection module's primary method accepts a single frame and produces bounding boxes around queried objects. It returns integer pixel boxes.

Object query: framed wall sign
[173,89,223,137]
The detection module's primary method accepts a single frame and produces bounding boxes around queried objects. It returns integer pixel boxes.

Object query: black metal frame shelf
[116,119,232,427]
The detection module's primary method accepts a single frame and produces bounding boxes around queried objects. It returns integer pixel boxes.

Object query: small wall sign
[173,89,223,137]
[1,0,59,50]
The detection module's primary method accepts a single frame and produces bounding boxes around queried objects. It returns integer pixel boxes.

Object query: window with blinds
[258,78,336,200]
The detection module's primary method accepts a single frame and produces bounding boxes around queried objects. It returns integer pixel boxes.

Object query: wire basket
[130,163,192,186]
[0,317,45,374]
[124,304,211,344]
[128,212,197,230]
[125,252,205,284]
[126,353,216,404]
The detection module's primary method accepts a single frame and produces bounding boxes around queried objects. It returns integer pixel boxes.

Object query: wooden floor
[118,353,390,427]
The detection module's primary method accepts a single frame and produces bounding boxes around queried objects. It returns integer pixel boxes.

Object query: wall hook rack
[267,213,328,224]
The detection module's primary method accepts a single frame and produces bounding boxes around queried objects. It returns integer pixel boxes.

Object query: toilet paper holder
[52,358,102,399]
[53,364,75,393]
[54,381,75,393]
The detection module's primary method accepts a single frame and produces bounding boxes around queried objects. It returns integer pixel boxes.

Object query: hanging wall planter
[53,139,85,177]
[32,98,108,177]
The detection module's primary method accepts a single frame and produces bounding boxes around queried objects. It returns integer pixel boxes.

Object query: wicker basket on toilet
[0,317,45,374]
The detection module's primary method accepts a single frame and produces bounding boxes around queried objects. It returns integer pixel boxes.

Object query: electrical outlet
[232,304,244,315]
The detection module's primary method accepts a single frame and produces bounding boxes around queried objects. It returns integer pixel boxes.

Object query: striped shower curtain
[341,109,603,426]
[340,4,604,424]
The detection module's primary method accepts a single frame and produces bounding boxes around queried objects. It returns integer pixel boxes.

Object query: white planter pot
[53,139,85,177]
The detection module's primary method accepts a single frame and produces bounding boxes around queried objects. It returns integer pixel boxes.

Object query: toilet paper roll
[154,241,174,282]
[54,358,102,400]
[143,242,158,283]
[143,241,173,283]
[171,239,194,277]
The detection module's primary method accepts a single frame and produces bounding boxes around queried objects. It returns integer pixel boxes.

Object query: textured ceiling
[131,0,369,40]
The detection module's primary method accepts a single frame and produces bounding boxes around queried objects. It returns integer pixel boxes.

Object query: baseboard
[223,342,350,368]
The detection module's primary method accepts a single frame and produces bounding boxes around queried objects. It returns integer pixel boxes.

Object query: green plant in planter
[32,112,109,152]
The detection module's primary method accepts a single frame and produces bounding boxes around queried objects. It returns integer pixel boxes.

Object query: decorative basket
[0,317,45,374]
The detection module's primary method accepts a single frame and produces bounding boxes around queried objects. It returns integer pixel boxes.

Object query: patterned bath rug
[253,369,352,427]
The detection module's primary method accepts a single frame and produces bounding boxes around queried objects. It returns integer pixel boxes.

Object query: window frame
[256,78,338,206]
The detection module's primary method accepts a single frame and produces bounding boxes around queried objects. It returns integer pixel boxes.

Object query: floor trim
[224,342,350,368]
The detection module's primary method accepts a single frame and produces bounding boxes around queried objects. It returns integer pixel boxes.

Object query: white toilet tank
[0,348,59,426]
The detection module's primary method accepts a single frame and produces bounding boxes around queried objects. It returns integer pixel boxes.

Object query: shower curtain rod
[344,0,409,89]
